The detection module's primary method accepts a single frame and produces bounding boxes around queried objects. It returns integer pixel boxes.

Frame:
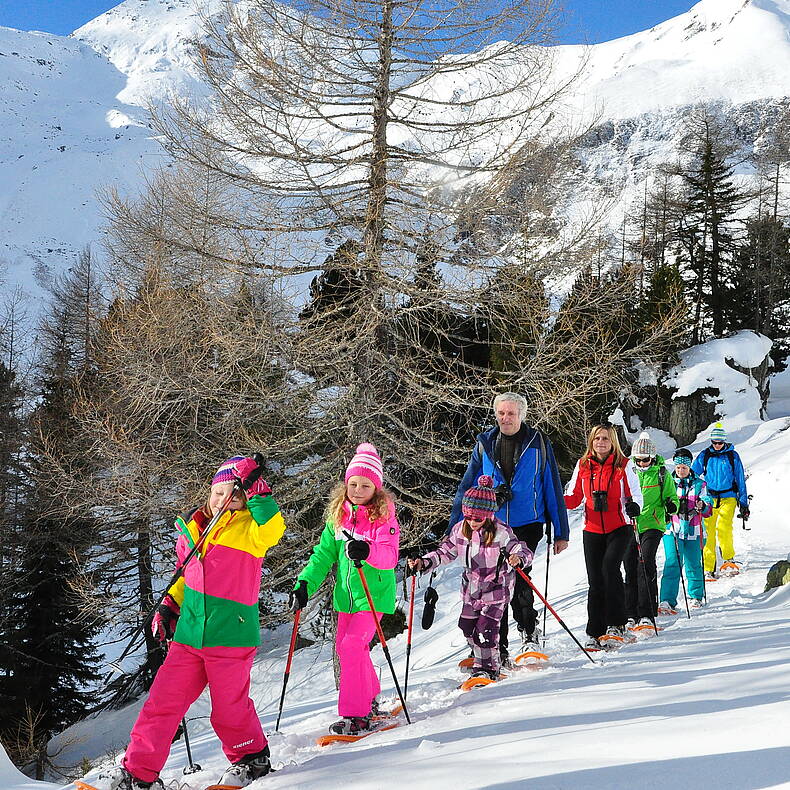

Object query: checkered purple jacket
[423,519,533,606]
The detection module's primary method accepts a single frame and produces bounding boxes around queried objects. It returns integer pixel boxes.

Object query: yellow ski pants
[702,497,737,573]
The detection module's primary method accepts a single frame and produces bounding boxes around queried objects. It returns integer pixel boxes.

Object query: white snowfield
[4,0,790,303]
[28,335,788,790]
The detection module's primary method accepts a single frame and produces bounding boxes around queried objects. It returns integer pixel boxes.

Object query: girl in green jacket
[290,444,400,736]
[625,432,679,629]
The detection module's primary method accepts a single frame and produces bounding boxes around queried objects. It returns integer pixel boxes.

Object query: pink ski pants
[123,642,266,783]
[336,611,381,717]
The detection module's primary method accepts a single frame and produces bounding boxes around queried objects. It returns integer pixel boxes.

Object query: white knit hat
[631,431,656,459]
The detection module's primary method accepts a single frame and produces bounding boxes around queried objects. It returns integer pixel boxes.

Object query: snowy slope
[552,0,790,122]
[70,0,222,106]
[0,25,162,303]
[4,0,790,304]
[41,341,790,790]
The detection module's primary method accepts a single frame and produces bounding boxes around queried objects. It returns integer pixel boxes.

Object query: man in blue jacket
[692,422,749,578]
[450,392,569,662]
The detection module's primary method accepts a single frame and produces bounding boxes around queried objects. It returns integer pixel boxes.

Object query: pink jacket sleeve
[365,501,401,570]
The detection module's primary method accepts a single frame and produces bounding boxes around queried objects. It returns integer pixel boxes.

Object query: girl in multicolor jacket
[290,444,400,737]
[659,448,713,613]
[409,476,531,681]
[114,456,286,790]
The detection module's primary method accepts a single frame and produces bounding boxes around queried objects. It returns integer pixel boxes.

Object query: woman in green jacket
[625,432,679,629]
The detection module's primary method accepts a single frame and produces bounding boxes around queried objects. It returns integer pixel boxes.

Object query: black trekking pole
[700,532,708,605]
[542,523,552,648]
[506,551,596,665]
[345,546,411,724]
[181,715,201,775]
[630,519,660,636]
[105,455,266,681]
[672,530,691,620]
[275,608,302,731]
[740,494,753,531]
[404,572,417,700]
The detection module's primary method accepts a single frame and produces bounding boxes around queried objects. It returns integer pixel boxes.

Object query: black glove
[345,539,371,562]
[625,500,641,519]
[289,580,308,613]
[664,500,677,516]
[422,584,439,630]
[494,483,513,509]
[739,505,750,521]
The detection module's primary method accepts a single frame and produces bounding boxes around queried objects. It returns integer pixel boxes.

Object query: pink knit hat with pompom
[345,443,384,489]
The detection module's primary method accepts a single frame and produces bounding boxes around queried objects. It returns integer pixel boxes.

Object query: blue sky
[0,0,697,43]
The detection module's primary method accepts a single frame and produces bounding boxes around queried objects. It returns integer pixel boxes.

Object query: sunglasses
[634,457,653,465]
[712,440,724,445]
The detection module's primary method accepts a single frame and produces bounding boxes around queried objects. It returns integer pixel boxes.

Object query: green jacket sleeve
[297,522,340,597]
[663,467,679,509]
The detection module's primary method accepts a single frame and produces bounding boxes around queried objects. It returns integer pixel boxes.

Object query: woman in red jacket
[564,424,642,650]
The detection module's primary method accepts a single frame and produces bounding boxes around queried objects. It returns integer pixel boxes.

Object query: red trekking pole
[352,561,411,724]
[275,609,301,731]
[505,551,596,665]
[404,572,416,699]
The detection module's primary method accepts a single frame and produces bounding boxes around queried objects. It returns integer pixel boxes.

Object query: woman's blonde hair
[325,480,393,527]
[461,516,497,546]
[582,423,627,467]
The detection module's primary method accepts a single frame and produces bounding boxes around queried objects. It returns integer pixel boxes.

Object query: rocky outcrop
[765,559,790,592]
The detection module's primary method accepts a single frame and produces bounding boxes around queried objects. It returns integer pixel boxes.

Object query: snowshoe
[704,571,717,582]
[631,617,658,636]
[77,766,164,790]
[211,747,271,789]
[689,598,704,609]
[719,560,740,577]
[328,716,372,736]
[458,652,475,670]
[625,617,637,629]
[598,625,634,649]
[460,668,501,691]
[657,601,677,616]
[584,637,603,652]
[317,718,401,747]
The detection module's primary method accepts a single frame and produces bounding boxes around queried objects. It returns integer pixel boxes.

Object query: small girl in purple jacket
[409,475,531,680]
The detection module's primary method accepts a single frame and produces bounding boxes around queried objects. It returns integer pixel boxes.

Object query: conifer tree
[675,109,746,341]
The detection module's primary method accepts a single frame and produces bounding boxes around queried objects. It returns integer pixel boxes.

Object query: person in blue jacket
[691,423,749,579]
[449,392,569,663]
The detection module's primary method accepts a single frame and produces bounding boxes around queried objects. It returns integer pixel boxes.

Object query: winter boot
[329,716,372,735]
[704,571,717,582]
[625,617,637,629]
[216,746,271,788]
[519,624,541,650]
[584,636,601,650]
[470,667,497,681]
[689,598,703,609]
[94,766,164,790]
[657,601,676,616]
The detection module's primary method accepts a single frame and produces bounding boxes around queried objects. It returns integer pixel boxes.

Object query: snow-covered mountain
[3,0,790,305]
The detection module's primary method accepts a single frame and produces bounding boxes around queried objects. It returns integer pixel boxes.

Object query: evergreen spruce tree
[675,110,746,341]
[729,215,790,368]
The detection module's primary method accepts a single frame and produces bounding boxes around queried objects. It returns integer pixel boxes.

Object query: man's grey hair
[493,392,527,418]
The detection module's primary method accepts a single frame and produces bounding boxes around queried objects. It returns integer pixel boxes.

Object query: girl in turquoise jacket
[290,444,400,736]
[659,448,713,611]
